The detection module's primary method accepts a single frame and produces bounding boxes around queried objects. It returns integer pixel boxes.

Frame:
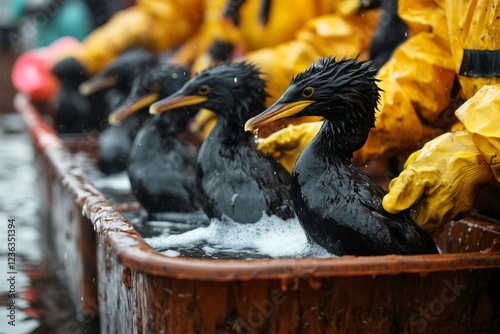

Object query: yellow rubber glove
[455,85,500,180]
[256,121,323,174]
[383,84,500,239]
[382,130,496,239]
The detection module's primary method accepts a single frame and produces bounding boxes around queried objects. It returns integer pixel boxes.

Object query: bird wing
[345,167,426,254]
[359,193,437,255]
[201,164,268,224]
[199,138,293,223]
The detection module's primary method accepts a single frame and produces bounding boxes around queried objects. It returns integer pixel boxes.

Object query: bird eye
[198,85,210,95]
[302,87,314,98]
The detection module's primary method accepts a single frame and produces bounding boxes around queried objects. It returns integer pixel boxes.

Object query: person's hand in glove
[382,130,496,239]
[383,84,500,239]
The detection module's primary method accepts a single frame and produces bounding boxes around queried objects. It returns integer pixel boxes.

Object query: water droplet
[172,72,178,79]
[234,77,238,83]
[253,129,259,143]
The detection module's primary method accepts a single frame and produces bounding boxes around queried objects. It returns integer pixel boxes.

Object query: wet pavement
[0,113,99,334]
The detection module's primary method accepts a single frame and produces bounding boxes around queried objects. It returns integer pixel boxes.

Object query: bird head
[245,57,381,148]
[150,61,268,127]
[79,49,153,96]
[108,61,191,125]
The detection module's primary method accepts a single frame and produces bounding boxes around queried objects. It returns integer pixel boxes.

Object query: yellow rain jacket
[377,0,500,236]
[357,0,500,163]
[70,0,378,77]
[73,0,204,75]
[260,0,499,162]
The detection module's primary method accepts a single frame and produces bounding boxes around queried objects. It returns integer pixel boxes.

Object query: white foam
[163,249,181,257]
[146,214,335,259]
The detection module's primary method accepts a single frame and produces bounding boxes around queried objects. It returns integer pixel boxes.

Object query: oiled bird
[245,56,438,255]
[109,61,203,215]
[79,48,154,110]
[51,57,107,134]
[368,0,408,71]
[79,48,155,174]
[150,62,294,224]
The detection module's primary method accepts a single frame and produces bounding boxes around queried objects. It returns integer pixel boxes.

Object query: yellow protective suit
[356,0,500,163]
[378,0,500,236]
[68,0,377,77]
[73,0,204,75]
[56,0,381,138]
[228,1,380,105]
[259,0,499,159]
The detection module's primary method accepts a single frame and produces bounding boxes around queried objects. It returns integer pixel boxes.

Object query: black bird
[79,49,155,174]
[150,62,294,224]
[79,48,154,110]
[51,57,108,134]
[110,61,204,215]
[245,57,437,255]
[368,0,408,71]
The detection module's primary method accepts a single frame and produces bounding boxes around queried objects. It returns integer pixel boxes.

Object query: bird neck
[157,111,191,135]
[211,118,254,144]
[218,96,267,129]
[316,118,370,159]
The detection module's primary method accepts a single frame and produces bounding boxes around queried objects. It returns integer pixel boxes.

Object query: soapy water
[137,214,334,260]
[77,154,334,260]
[84,154,446,259]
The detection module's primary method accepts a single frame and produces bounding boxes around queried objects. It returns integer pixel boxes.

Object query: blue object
[0,0,26,27]
[35,0,94,47]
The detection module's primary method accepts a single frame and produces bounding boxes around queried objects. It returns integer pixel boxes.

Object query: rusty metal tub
[16,94,500,333]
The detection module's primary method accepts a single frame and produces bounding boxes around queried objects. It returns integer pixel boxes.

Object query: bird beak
[108,93,159,125]
[79,76,117,96]
[150,95,207,114]
[245,100,315,131]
